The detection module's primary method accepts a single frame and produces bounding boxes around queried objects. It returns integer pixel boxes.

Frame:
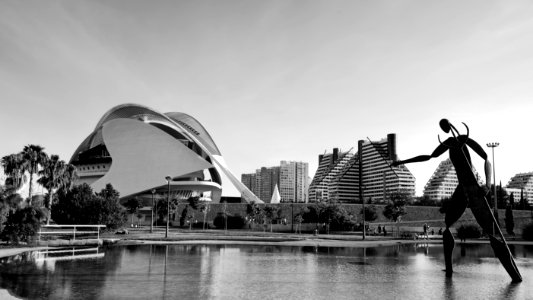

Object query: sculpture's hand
[391,160,402,167]
[484,160,492,190]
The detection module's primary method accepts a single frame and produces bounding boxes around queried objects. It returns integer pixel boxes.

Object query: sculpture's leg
[489,235,522,283]
[443,228,454,277]
[444,185,468,228]
[442,186,468,277]
[468,186,522,282]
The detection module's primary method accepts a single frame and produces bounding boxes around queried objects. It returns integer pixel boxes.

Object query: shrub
[0,207,45,244]
[213,213,245,229]
[456,224,482,240]
[401,232,417,240]
[522,223,533,241]
[301,206,319,223]
[192,222,210,229]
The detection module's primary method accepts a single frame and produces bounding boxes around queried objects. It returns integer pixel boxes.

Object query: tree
[518,190,531,210]
[383,198,407,222]
[301,205,319,224]
[294,213,304,234]
[38,154,78,225]
[361,205,378,222]
[156,197,179,224]
[318,203,338,233]
[199,201,210,230]
[246,202,263,225]
[180,205,188,227]
[488,184,508,210]
[124,198,142,225]
[413,196,439,207]
[185,196,200,229]
[93,184,128,230]
[52,183,94,225]
[52,183,127,230]
[187,196,199,210]
[505,202,515,236]
[1,153,23,190]
[263,206,278,232]
[20,145,47,203]
[0,206,46,244]
[0,187,24,232]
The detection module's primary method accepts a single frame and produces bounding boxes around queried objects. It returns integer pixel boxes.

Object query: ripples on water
[1,243,533,299]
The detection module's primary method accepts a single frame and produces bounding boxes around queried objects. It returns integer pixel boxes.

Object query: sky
[1,0,533,196]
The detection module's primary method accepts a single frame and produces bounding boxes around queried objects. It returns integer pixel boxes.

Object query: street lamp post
[487,142,499,234]
[165,176,171,238]
[291,202,294,233]
[151,189,156,233]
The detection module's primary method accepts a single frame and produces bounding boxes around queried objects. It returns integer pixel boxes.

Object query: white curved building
[70,104,261,203]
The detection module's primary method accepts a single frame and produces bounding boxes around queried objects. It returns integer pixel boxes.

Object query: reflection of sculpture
[392,119,522,282]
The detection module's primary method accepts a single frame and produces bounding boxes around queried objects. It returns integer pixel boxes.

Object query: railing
[34,247,104,261]
[38,225,106,241]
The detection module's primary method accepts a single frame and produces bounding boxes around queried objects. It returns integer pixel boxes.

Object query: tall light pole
[150,189,156,233]
[165,176,171,238]
[358,140,365,240]
[291,201,294,233]
[487,142,499,233]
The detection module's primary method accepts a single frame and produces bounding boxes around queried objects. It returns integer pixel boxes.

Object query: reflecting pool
[1,243,533,299]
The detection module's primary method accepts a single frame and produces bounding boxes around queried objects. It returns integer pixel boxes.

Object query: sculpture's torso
[446,136,478,188]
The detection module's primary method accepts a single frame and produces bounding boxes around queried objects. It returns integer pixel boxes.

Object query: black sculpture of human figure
[391,119,522,282]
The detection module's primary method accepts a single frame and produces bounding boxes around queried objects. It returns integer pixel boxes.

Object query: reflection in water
[1,243,533,299]
[444,277,457,299]
[0,246,120,299]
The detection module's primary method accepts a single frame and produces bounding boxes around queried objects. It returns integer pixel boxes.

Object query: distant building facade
[241,161,309,203]
[308,134,415,203]
[506,172,533,205]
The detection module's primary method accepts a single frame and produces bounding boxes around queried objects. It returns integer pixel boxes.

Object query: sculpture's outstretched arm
[391,142,448,166]
[466,138,491,189]
[465,138,488,160]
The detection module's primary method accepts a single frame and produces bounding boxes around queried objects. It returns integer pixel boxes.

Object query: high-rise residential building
[308,148,358,203]
[241,161,309,203]
[308,134,415,203]
[241,173,257,197]
[280,161,309,203]
[260,167,280,203]
[424,158,484,201]
[423,159,459,201]
[506,172,533,205]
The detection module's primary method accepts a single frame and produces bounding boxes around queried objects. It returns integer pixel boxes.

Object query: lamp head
[165,176,172,182]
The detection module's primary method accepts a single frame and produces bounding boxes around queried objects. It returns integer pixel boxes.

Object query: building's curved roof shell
[70,103,260,202]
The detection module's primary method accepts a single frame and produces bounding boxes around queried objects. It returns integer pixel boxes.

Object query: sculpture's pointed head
[439,119,451,133]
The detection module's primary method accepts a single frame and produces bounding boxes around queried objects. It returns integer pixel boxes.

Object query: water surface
[1,243,533,299]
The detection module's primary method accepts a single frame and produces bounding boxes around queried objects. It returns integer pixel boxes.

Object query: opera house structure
[69,104,261,203]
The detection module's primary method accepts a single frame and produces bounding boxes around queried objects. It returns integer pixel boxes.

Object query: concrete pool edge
[2,234,533,258]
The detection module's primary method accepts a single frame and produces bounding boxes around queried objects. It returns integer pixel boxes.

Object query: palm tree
[1,153,23,189]
[62,164,78,191]
[38,154,73,224]
[20,145,47,204]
